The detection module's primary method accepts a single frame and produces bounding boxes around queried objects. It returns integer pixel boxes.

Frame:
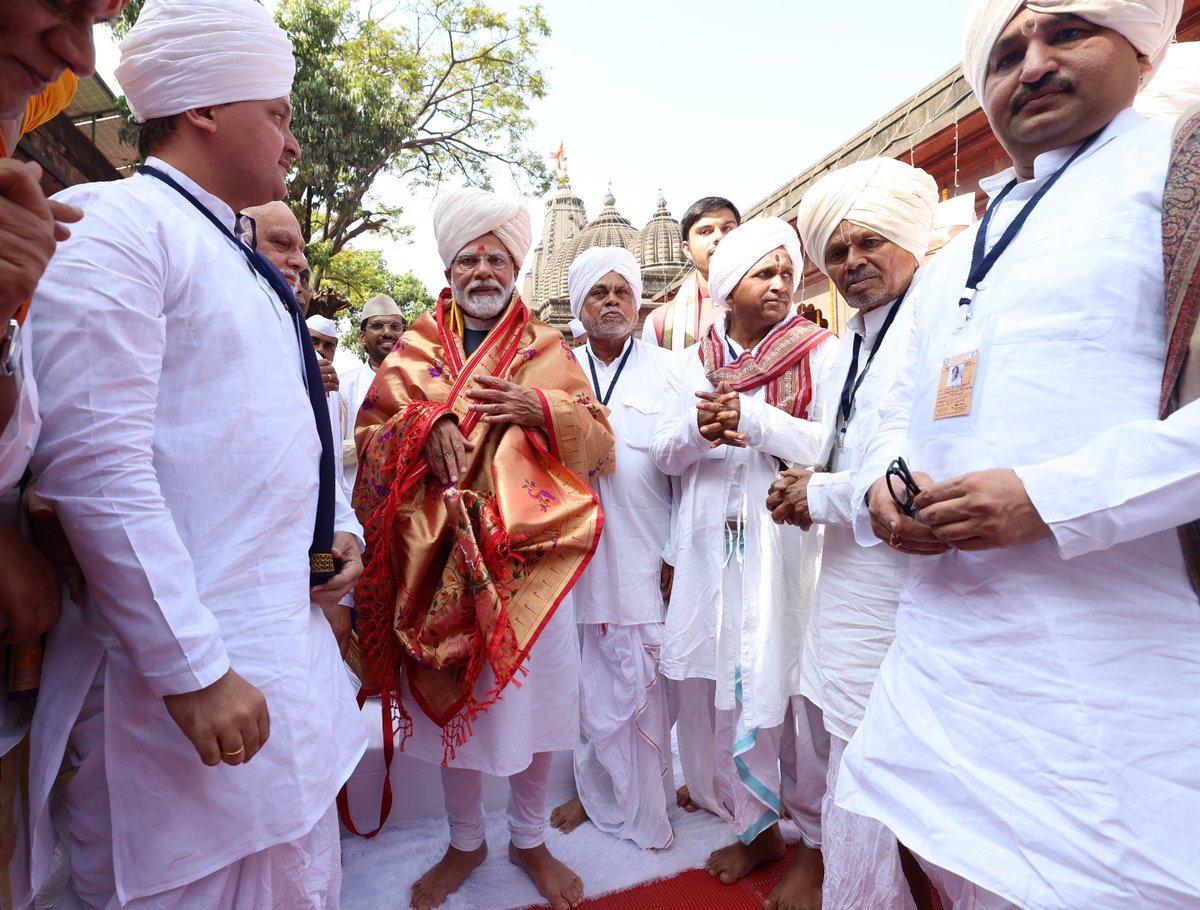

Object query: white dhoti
[671,677,737,822]
[824,734,915,910]
[913,854,1020,910]
[60,683,341,910]
[723,533,828,846]
[574,622,672,850]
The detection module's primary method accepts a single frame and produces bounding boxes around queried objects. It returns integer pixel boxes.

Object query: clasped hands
[423,374,546,484]
[696,381,745,449]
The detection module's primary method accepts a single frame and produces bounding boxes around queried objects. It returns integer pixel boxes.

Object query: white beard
[455,278,515,319]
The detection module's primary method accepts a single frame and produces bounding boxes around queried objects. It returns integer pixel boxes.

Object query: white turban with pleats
[707,218,801,310]
[795,157,939,277]
[962,0,1183,97]
[567,246,643,320]
[1134,41,1200,117]
[116,0,295,123]
[432,188,533,270]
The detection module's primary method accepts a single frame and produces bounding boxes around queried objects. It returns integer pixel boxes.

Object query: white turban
[962,0,1183,98]
[795,158,939,277]
[116,0,295,123]
[567,246,643,320]
[305,315,339,339]
[1134,41,1200,117]
[432,188,533,271]
[707,218,801,310]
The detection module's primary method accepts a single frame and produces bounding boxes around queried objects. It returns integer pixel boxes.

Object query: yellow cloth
[0,71,79,158]
[354,296,614,753]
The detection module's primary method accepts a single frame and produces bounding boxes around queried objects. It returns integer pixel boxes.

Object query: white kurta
[650,317,834,731]
[338,358,376,492]
[26,158,367,904]
[571,338,675,848]
[573,338,674,626]
[799,299,911,743]
[0,325,39,491]
[839,110,1200,909]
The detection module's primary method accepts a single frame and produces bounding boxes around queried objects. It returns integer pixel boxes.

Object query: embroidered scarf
[1161,106,1200,595]
[699,313,833,419]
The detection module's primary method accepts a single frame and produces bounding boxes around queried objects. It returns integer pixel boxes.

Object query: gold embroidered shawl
[354,296,614,754]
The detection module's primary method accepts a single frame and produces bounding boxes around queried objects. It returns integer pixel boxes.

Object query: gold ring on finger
[223,746,245,757]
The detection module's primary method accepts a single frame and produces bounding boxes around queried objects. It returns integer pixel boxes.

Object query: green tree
[115,0,552,287]
[279,0,552,276]
[321,247,435,359]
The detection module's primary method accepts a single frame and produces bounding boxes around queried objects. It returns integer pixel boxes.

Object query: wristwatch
[0,319,21,377]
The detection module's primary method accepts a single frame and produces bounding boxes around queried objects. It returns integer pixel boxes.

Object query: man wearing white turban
[651,218,836,891]
[839,2,1200,908]
[766,156,938,910]
[24,0,368,906]
[354,188,614,910]
[548,247,676,850]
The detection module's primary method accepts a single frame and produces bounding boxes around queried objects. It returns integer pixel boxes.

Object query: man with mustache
[766,156,939,910]
[549,247,676,850]
[339,293,405,492]
[842,1,1200,907]
[651,218,835,890]
[25,0,368,904]
[354,187,614,910]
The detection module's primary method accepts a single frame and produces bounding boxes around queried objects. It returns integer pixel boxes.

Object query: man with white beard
[354,188,614,910]
[549,247,675,850]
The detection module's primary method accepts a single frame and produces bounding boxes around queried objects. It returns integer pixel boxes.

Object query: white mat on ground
[340,737,805,909]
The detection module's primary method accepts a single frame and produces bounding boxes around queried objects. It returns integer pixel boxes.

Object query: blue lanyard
[139,164,338,584]
[587,340,634,406]
[958,130,1100,311]
[837,290,906,430]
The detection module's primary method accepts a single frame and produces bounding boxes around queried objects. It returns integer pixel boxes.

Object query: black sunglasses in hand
[886,456,921,518]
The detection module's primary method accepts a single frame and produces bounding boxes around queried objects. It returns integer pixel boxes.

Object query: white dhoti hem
[824,734,915,910]
[671,677,736,822]
[574,622,672,850]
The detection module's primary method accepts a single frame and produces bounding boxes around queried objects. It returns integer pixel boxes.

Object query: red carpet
[522,843,943,910]
[533,845,799,910]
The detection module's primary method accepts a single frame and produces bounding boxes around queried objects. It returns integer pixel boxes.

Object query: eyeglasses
[452,252,514,271]
[365,320,405,333]
[886,456,921,518]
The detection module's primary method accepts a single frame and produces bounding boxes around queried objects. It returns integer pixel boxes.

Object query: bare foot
[550,794,588,834]
[764,843,824,910]
[676,783,699,812]
[410,843,488,910]
[508,842,584,909]
[706,823,786,884]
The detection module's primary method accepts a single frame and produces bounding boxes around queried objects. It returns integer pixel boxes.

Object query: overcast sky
[95,0,978,298]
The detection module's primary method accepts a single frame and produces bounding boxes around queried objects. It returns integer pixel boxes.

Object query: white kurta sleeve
[807,469,853,527]
[738,334,838,465]
[0,332,39,491]
[850,304,919,548]
[1016,398,1200,559]
[650,355,712,475]
[30,194,230,698]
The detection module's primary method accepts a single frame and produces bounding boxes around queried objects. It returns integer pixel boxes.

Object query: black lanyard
[958,130,1100,310]
[587,340,634,407]
[139,164,337,584]
[836,290,906,431]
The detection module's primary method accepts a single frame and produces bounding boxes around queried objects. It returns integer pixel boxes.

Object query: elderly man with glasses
[354,187,614,910]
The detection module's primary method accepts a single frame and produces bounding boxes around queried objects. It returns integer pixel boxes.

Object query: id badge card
[933,350,978,420]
